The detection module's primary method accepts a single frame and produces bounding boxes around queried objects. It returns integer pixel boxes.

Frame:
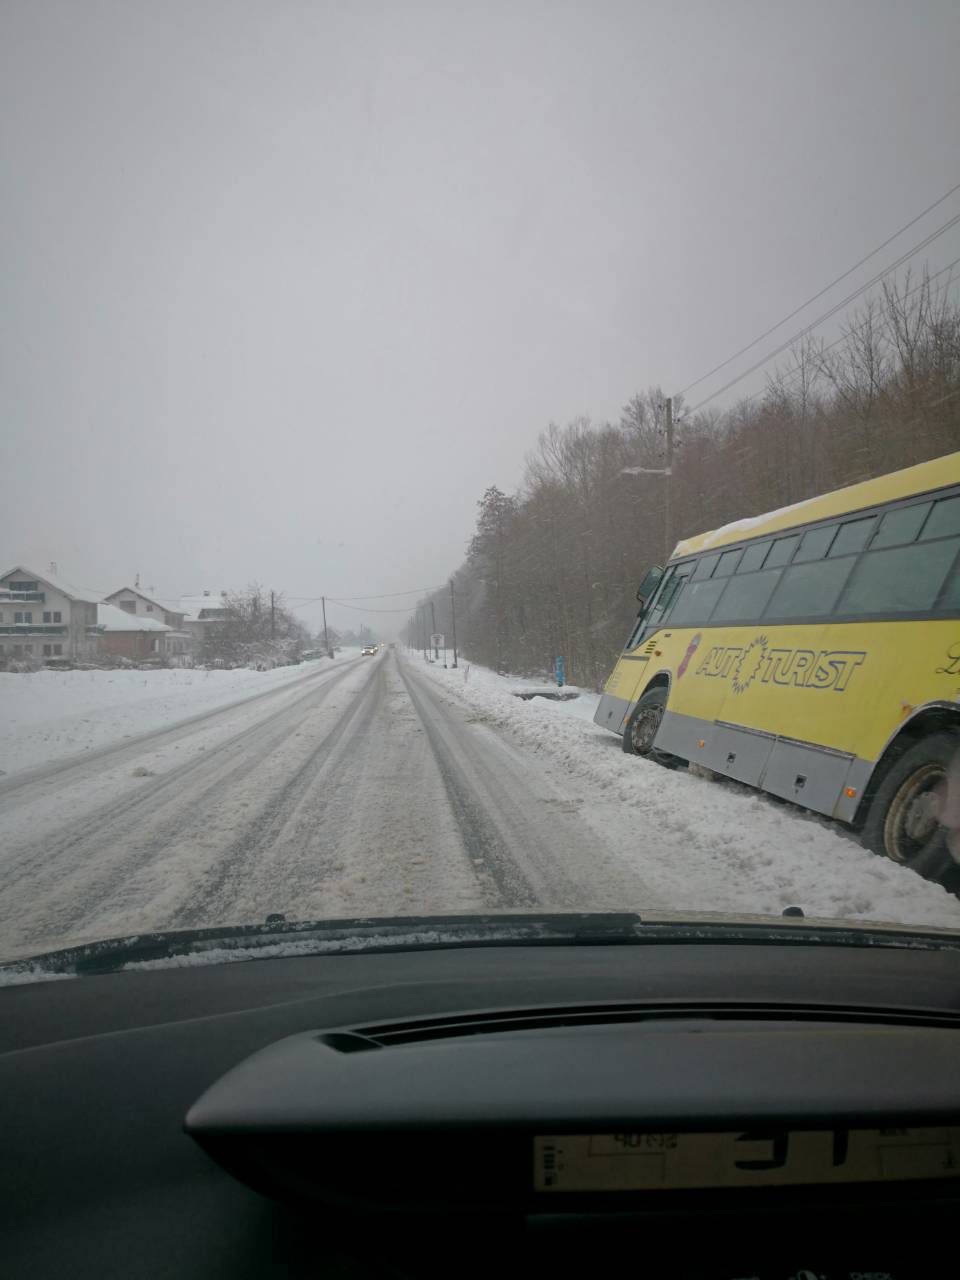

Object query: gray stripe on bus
[654,708,872,824]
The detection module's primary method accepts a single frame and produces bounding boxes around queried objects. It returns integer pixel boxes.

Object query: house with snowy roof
[178,591,232,650]
[104,585,193,662]
[0,565,184,666]
[95,602,172,662]
[0,565,100,662]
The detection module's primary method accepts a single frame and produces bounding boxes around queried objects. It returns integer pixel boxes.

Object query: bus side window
[794,523,837,561]
[764,555,857,619]
[830,516,875,556]
[921,495,960,542]
[714,547,743,576]
[692,553,720,581]
[939,553,960,611]
[667,578,727,626]
[738,541,771,573]
[764,534,800,568]
[837,537,960,616]
[711,567,781,623]
[871,502,931,548]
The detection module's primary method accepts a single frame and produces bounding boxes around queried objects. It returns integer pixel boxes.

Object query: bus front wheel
[622,687,668,757]
[861,731,960,881]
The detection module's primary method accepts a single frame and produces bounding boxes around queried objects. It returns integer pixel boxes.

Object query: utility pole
[270,590,276,640]
[430,600,438,659]
[421,607,428,660]
[664,396,674,562]
[449,579,458,669]
[321,596,331,657]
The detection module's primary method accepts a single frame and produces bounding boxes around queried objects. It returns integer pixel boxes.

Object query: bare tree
[202,584,309,668]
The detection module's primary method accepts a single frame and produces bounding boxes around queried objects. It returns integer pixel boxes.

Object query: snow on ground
[0,652,359,776]
[411,650,960,931]
[421,657,601,720]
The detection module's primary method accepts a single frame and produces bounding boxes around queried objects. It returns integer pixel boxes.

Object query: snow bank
[411,653,960,931]
[0,655,356,776]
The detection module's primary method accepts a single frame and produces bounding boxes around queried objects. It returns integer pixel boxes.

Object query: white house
[0,565,100,662]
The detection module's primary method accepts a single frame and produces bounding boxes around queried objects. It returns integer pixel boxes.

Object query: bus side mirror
[636,565,664,604]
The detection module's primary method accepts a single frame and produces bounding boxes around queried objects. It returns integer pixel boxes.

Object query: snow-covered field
[412,651,960,930]
[0,653,358,777]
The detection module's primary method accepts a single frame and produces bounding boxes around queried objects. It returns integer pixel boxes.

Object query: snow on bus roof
[686,494,819,555]
[672,449,960,559]
[682,496,818,552]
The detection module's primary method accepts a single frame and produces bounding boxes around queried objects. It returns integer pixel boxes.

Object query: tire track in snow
[174,658,386,927]
[169,653,496,927]
[396,656,541,909]
[397,655,661,913]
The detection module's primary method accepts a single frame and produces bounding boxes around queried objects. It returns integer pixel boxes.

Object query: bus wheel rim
[631,705,663,754]
[883,762,945,864]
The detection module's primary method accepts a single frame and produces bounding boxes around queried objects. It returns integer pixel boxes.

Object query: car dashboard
[4,938,960,1279]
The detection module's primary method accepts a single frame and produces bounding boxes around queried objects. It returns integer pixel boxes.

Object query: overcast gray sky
[3,0,959,637]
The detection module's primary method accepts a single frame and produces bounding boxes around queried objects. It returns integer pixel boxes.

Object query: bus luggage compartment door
[759,737,854,817]
[706,720,776,787]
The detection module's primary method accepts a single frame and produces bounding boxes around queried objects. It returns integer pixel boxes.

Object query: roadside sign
[430,633,444,649]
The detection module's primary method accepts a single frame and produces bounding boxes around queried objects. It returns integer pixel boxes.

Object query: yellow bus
[595,450,960,877]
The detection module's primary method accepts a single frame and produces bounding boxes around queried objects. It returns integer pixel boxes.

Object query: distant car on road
[362,645,378,656]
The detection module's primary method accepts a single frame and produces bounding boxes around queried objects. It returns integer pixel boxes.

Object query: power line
[679,178,960,398]
[684,207,960,415]
[719,255,960,417]
[324,599,424,614]
[287,583,445,603]
[338,583,447,600]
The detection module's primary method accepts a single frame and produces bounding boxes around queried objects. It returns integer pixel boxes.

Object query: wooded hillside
[410,271,960,687]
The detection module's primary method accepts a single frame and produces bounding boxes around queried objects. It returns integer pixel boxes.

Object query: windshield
[2,0,960,966]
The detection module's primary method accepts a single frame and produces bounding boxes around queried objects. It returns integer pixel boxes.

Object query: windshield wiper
[4,910,960,979]
[1,913,646,977]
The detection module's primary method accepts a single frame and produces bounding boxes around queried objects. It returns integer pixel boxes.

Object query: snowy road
[0,650,659,960]
[4,646,960,963]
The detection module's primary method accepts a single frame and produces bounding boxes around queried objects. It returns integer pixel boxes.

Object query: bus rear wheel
[622,687,668,757]
[861,731,959,882]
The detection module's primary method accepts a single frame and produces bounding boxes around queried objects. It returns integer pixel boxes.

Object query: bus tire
[622,687,668,757]
[860,730,960,882]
